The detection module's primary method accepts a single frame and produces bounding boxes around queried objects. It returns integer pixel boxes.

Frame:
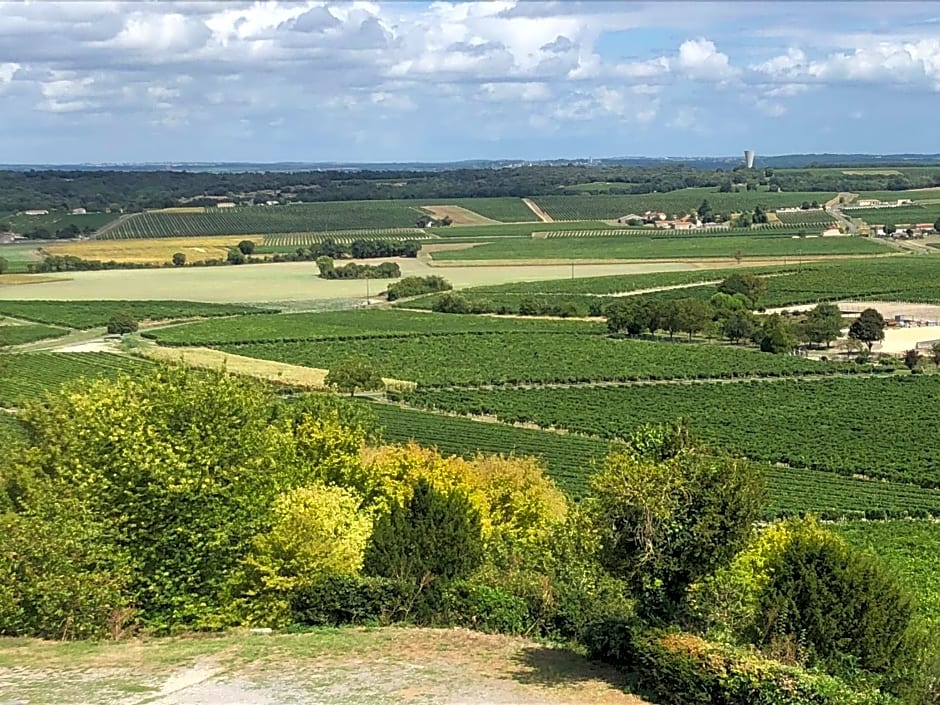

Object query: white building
[23,209,49,216]
[71,207,87,215]
[217,202,236,208]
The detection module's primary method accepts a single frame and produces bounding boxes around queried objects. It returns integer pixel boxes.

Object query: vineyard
[397,374,940,486]
[0,323,68,346]
[0,300,265,329]
[427,220,616,239]
[260,229,430,247]
[431,233,889,261]
[0,352,152,407]
[146,308,596,346]
[372,403,940,519]
[99,201,425,239]
[531,190,840,220]
[842,205,940,226]
[220,333,857,387]
[773,210,836,225]
[538,224,837,239]
[838,520,940,626]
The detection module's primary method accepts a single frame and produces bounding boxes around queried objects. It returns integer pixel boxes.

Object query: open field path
[0,627,651,705]
[522,198,554,222]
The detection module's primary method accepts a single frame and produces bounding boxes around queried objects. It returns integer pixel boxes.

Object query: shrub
[237,240,255,255]
[364,478,484,586]
[290,574,404,626]
[387,275,452,301]
[106,311,138,334]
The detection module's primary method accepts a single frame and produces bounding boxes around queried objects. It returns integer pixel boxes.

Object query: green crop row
[372,402,940,519]
[261,229,429,247]
[221,333,858,388]
[148,308,597,346]
[0,352,152,407]
[0,323,69,346]
[431,234,889,261]
[0,300,268,329]
[397,374,940,487]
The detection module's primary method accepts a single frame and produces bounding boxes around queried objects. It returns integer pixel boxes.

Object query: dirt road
[522,198,554,223]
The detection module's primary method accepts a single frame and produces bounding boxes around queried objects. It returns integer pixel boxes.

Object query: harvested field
[421,205,499,226]
[43,236,263,264]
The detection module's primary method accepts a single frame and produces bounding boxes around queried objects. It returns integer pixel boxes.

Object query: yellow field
[0,274,65,286]
[153,206,207,214]
[42,236,262,264]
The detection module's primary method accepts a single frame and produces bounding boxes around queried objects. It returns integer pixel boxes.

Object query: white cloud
[0,61,18,84]
[672,39,737,81]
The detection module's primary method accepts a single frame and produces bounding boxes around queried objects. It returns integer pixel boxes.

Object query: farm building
[23,209,49,216]
[71,207,87,215]
[616,213,643,224]
[217,202,236,209]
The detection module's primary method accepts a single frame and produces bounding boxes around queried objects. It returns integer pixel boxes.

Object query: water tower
[744,149,755,169]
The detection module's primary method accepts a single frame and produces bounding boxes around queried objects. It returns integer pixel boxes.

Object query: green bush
[442,581,529,634]
[290,574,405,626]
[387,275,452,301]
[105,311,138,334]
[364,478,484,585]
[584,623,900,705]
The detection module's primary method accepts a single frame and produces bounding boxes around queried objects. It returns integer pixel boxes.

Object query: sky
[1,0,939,164]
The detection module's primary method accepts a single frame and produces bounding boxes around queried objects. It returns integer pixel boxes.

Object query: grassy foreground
[0,626,647,705]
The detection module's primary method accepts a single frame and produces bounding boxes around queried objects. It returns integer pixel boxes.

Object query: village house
[23,209,49,216]
[217,202,236,208]
[71,207,87,215]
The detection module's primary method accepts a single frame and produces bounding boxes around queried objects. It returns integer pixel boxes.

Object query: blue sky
[1,1,939,163]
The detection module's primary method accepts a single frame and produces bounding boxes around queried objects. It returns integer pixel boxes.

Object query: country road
[826,192,858,235]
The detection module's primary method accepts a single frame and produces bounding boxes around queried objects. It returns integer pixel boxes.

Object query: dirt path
[522,198,553,223]
[0,627,652,705]
[93,212,137,239]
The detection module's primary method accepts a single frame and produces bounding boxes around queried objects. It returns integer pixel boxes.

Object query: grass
[42,236,263,264]
[0,322,69,345]
[431,234,890,261]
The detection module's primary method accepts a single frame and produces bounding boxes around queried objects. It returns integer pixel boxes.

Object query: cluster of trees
[315,256,400,280]
[31,254,157,273]
[1,370,931,702]
[386,275,452,301]
[8,223,97,240]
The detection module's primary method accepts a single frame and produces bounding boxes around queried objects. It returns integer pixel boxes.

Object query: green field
[1,210,118,235]
[373,403,940,519]
[0,300,266,329]
[774,210,836,225]
[100,201,427,239]
[396,374,940,486]
[427,220,616,239]
[844,205,940,225]
[838,520,940,626]
[0,352,152,407]
[531,190,839,220]
[423,197,538,222]
[260,229,429,248]
[216,333,848,387]
[0,322,68,346]
[431,234,889,261]
[853,189,940,203]
[0,244,43,273]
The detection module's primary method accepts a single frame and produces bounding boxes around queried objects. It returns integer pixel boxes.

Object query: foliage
[850,309,886,351]
[905,348,922,371]
[106,311,139,335]
[589,422,765,616]
[804,303,844,347]
[386,275,452,301]
[237,239,255,255]
[228,483,373,626]
[757,313,797,353]
[0,324,68,347]
[289,573,404,626]
[0,300,264,329]
[325,356,384,396]
[171,252,186,266]
[317,256,400,279]
[718,273,768,305]
[15,366,360,627]
[364,478,484,585]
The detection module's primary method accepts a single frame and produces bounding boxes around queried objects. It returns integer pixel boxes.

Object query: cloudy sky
[1,1,939,164]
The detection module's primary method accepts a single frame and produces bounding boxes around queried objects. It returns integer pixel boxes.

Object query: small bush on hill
[387,275,452,301]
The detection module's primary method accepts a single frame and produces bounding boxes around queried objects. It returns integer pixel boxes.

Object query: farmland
[428,220,617,239]
[531,190,840,220]
[773,210,836,225]
[397,375,940,487]
[431,233,889,261]
[0,244,43,273]
[216,333,852,387]
[0,322,68,346]
[372,403,940,519]
[0,300,265,328]
[0,352,151,407]
[100,201,426,238]
[843,205,940,225]
[260,229,429,248]
[421,197,538,222]
[1,210,118,235]
[41,236,261,265]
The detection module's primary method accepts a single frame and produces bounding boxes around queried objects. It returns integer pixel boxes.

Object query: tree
[718,273,767,306]
[757,313,795,353]
[883,223,897,235]
[675,298,710,341]
[315,255,334,278]
[590,422,764,616]
[697,199,713,223]
[849,308,886,352]
[803,303,843,348]
[904,348,921,372]
[933,217,940,233]
[753,204,768,224]
[106,311,138,335]
[237,240,255,256]
[325,357,384,397]
[721,310,757,344]
[363,478,484,585]
[226,248,246,265]
[171,252,186,267]
[932,342,940,367]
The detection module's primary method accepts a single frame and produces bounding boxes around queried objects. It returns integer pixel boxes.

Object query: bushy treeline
[0,370,934,703]
[315,256,400,280]
[6,164,934,213]
[31,254,159,273]
[386,275,452,301]
[15,223,97,240]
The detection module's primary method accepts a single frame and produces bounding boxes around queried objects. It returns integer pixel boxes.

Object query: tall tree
[849,308,886,352]
[325,357,384,397]
[803,302,843,348]
[676,298,711,341]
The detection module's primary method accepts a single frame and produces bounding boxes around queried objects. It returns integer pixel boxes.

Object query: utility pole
[365,274,370,305]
